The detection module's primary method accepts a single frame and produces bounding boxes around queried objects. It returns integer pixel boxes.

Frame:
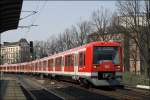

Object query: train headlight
[116,66,121,71]
[116,66,120,68]
[105,65,110,69]
[93,66,97,68]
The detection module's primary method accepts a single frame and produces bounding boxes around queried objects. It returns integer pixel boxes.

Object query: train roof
[0,41,121,66]
[34,41,121,61]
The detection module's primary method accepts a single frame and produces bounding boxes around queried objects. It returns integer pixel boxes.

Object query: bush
[123,71,150,86]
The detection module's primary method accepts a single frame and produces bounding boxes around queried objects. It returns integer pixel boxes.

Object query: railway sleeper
[79,78,93,88]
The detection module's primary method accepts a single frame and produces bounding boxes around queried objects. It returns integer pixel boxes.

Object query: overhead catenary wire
[19,11,38,21]
[20,0,47,40]
[25,0,41,33]
[18,1,40,40]
[25,0,47,34]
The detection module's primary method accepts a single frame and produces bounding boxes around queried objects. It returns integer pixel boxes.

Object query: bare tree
[108,12,125,34]
[70,20,92,47]
[143,0,150,77]
[91,7,111,41]
[130,42,138,74]
[69,25,80,47]
[46,37,57,55]
[77,20,92,45]
[116,0,150,76]
[62,28,73,50]
[33,40,48,58]
[56,33,65,52]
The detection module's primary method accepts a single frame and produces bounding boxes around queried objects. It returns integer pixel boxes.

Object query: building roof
[3,42,19,46]
[2,38,29,47]
[0,0,23,33]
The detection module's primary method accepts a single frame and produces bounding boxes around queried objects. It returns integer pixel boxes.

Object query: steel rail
[18,76,65,100]
[18,79,38,100]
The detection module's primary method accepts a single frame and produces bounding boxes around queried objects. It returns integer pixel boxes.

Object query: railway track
[17,76,64,100]
[116,87,150,99]
[21,75,117,100]
[123,85,150,96]
[32,76,150,100]
[58,82,149,100]
[3,74,150,100]
[88,86,149,100]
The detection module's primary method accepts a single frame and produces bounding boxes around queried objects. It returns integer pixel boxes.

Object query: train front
[90,42,123,86]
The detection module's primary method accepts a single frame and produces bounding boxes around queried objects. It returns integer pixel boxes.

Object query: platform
[0,79,26,100]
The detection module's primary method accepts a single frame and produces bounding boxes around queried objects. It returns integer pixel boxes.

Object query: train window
[43,61,47,70]
[55,57,62,67]
[29,64,31,70]
[48,59,54,67]
[37,62,39,70]
[68,55,71,66]
[62,57,64,67]
[74,54,78,66]
[31,63,34,70]
[40,62,42,66]
[39,62,42,70]
[43,61,47,67]
[65,56,68,66]
[93,46,120,64]
[71,55,74,66]
[113,48,120,64]
[67,55,70,66]
[23,65,25,70]
[79,52,85,66]
[65,55,74,67]
[69,55,73,66]
[35,63,37,70]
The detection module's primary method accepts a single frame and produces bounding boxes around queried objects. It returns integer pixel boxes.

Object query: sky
[1,1,117,43]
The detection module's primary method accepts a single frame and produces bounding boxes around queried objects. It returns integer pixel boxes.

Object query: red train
[0,41,123,86]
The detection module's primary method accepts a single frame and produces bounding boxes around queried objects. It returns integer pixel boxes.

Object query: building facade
[1,38,30,64]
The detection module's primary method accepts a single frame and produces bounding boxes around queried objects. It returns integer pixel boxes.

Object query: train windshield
[93,46,120,64]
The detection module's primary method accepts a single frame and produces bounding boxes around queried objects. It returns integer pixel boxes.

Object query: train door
[64,54,74,72]
[62,56,64,72]
[74,52,78,80]
[78,51,86,72]
[48,59,53,71]
[43,60,47,71]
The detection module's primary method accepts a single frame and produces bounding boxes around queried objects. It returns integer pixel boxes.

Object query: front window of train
[93,46,120,64]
